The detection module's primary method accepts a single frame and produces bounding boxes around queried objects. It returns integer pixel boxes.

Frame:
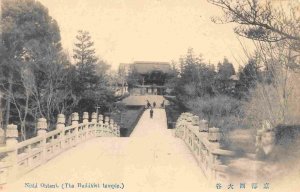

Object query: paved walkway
[4,109,209,192]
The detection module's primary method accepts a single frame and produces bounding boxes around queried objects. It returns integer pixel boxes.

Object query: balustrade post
[91,112,97,137]
[97,114,103,137]
[71,112,79,126]
[82,112,89,124]
[104,116,109,136]
[56,114,65,150]
[113,123,118,136]
[191,115,199,152]
[116,125,120,137]
[179,116,187,138]
[98,114,104,123]
[208,127,221,143]
[199,120,208,132]
[97,114,104,137]
[109,119,114,136]
[6,124,18,182]
[71,113,79,145]
[91,112,97,123]
[82,112,89,139]
[208,127,222,180]
[37,118,47,164]
[191,115,199,126]
[181,113,189,140]
[104,116,109,123]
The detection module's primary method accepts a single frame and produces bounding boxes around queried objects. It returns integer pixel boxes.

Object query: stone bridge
[0,108,243,192]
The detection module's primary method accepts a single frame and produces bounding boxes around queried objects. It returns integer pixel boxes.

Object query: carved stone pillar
[6,124,18,182]
[71,112,79,126]
[37,118,47,163]
[82,112,89,124]
[71,113,79,144]
[109,119,114,135]
[199,120,208,132]
[56,114,65,149]
[191,115,200,126]
[91,112,97,123]
[96,114,104,137]
[37,118,47,136]
[56,114,65,130]
[208,127,221,142]
[104,116,109,136]
[98,114,103,122]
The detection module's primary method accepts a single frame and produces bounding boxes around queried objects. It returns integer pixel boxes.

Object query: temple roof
[131,61,171,74]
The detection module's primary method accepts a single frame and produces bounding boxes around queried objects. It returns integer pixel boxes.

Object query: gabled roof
[131,61,171,74]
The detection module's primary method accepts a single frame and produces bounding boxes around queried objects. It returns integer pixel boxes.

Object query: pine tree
[235,59,260,99]
[217,58,235,80]
[72,30,113,113]
[73,30,99,91]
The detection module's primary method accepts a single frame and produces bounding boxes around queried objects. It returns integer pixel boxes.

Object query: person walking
[161,100,165,108]
[150,108,154,119]
[153,101,156,108]
[146,100,151,108]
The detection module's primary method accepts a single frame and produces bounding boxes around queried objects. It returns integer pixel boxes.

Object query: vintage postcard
[0,0,299,191]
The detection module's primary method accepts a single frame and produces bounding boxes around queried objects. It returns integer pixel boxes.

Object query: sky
[38,0,255,70]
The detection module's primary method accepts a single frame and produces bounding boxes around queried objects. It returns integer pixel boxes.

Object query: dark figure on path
[150,108,154,118]
[146,100,151,108]
[161,100,165,108]
[153,102,156,108]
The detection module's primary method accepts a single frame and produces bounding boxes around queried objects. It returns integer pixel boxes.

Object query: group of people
[146,100,165,119]
[146,100,165,109]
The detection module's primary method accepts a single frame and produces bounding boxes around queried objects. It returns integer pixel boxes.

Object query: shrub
[187,95,243,133]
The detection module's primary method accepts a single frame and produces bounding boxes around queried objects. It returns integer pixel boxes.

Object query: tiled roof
[131,61,171,74]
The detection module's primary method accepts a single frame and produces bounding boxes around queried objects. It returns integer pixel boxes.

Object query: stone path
[4,109,209,192]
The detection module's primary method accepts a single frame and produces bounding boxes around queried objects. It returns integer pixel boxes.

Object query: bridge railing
[175,112,234,182]
[0,112,120,184]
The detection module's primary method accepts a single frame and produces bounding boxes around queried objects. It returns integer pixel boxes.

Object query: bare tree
[29,51,76,129]
[208,0,300,43]
[244,40,300,128]
[208,0,300,128]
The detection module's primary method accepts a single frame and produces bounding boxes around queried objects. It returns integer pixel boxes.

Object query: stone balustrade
[175,112,234,182]
[0,112,120,184]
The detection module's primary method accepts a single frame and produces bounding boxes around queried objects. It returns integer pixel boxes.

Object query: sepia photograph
[0,0,300,191]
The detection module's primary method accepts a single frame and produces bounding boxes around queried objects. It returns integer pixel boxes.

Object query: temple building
[119,61,172,95]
